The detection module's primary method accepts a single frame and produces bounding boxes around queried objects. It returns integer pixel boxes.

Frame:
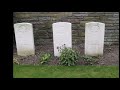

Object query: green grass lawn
[13,65,119,78]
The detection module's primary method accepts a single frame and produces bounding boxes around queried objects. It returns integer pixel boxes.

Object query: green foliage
[81,55,98,65]
[40,53,51,64]
[59,46,79,66]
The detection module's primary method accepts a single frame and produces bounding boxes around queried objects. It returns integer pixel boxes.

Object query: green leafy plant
[59,45,80,66]
[40,53,51,64]
[81,55,98,65]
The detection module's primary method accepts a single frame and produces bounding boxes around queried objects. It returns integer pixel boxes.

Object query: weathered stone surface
[14,23,35,56]
[13,12,119,45]
[85,22,105,56]
[53,22,72,56]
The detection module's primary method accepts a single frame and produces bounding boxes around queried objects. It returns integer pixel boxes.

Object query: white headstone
[85,22,105,56]
[52,22,72,57]
[14,23,35,56]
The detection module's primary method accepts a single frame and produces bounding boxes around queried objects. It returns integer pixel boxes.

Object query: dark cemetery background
[13,12,119,48]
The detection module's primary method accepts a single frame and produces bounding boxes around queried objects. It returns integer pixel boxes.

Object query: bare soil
[13,44,119,66]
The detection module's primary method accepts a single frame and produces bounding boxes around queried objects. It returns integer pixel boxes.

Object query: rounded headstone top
[53,22,71,25]
[14,22,32,26]
[86,22,105,25]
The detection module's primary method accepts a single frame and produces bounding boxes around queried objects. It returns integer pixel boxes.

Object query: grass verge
[13,64,119,78]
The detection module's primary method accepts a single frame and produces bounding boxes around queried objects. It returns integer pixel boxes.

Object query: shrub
[59,47,79,66]
[40,53,51,64]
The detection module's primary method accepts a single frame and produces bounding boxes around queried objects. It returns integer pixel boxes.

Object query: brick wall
[13,12,119,46]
